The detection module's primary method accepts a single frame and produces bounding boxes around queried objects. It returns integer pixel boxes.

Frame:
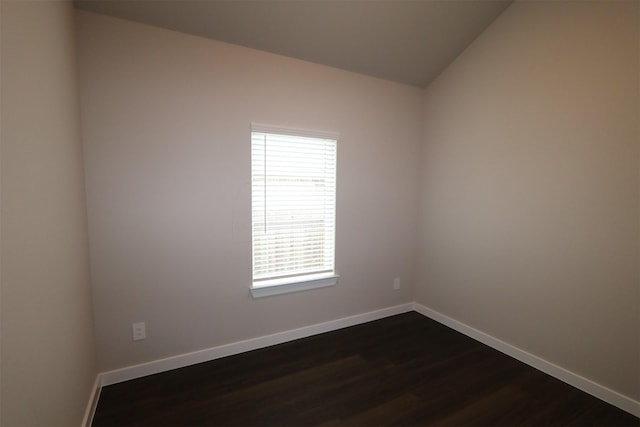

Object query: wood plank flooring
[93,312,639,426]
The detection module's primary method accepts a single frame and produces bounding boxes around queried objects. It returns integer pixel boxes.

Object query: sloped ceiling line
[74,0,513,88]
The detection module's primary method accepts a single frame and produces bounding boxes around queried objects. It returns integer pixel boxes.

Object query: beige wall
[417,0,639,400]
[75,0,639,405]
[76,11,422,372]
[0,1,98,426]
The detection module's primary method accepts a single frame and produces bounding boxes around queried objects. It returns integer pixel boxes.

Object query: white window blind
[251,125,337,288]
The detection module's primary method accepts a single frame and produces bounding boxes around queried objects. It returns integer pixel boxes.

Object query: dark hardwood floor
[93,312,639,426]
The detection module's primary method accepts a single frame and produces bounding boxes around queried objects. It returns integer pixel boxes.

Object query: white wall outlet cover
[132,322,146,341]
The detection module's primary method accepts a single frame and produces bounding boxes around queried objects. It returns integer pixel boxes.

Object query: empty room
[1,0,639,426]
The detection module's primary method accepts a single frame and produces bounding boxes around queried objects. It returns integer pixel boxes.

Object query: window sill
[250,273,339,298]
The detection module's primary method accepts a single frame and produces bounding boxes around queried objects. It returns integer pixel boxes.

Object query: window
[251,124,338,298]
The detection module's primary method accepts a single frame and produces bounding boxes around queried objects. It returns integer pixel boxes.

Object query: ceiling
[74,0,513,88]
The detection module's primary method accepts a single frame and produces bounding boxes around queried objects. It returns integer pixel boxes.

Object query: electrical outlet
[132,322,146,341]
[393,278,401,290]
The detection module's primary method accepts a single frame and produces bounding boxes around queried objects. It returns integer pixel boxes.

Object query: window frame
[249,124,339,298]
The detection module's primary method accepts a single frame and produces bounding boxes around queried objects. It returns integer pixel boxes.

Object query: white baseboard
[82,375,102,427]
[412,302,640,418]
[95,301,638,419]
[99,303,414,386]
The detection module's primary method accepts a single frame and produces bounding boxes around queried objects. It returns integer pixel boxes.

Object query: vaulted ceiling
[74,0,513,88]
